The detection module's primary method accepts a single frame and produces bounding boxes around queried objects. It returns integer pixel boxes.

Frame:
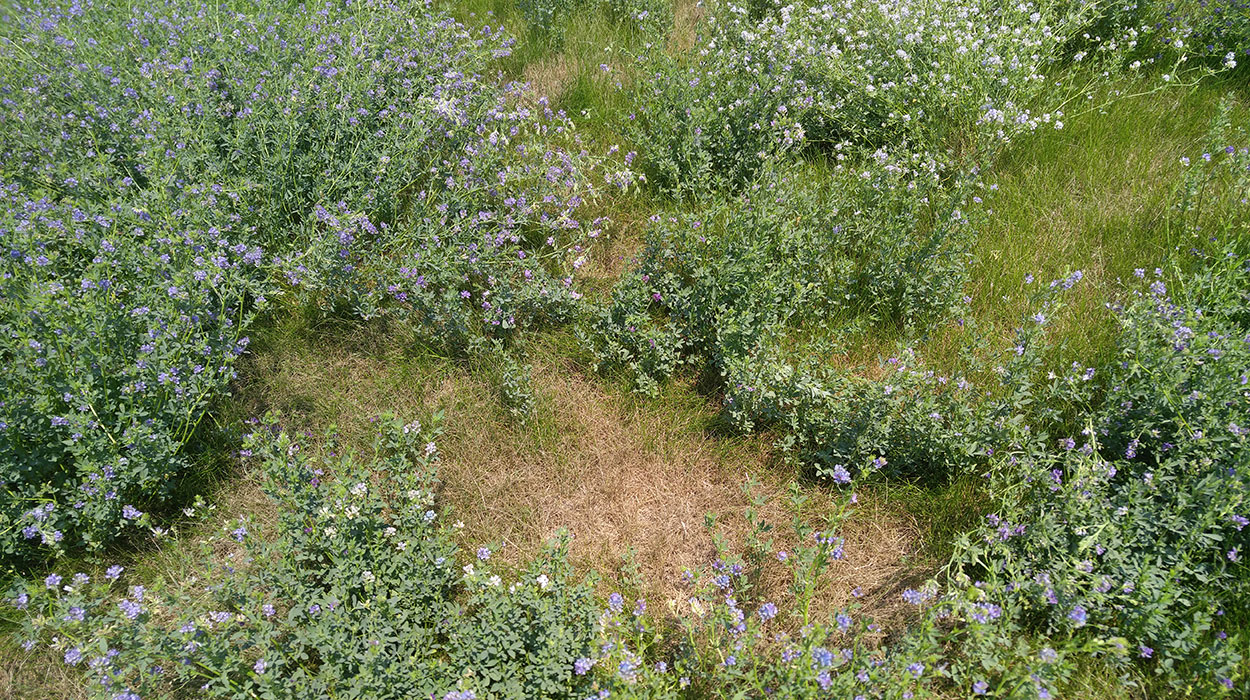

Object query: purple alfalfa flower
[817,670,833,690]
[476,547,490,561]
[607,592,624,612]
[902,588,924,605]
[64,606,85,622]
[105,565,123,580]
[231,525,247,542]
[973,680,989,695]
[1220,678,1234,689]
[1068,605,1087,627]
[907,662,924,679]
[1232,515,1249,531]
[633,599,646,616]
[831,464,851,485]
[776,550,788,562]
[12,593,29,610]
[262,603,275,617]
[121,505,142,520]
[1150,281,1166,297]
[118,599,143,620]
[253,658,266,674]
[811,646,834,668]
[618,656,638,681]
[45,573,63,590]
[837,611,852,631]
[1228,548,1239,562]
[64,647,83,665]
[758,602,778,622]
[1139,645,1153,658]
[574,657,593,675]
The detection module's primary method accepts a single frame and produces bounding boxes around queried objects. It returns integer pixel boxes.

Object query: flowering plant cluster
[0,0,630,565]
[618,0,1206,194]
[7,415,601,699]
[0,175,269,564]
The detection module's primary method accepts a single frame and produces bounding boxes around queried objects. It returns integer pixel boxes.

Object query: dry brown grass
[669,0,705,54]
[247,332,928,630]
[0,643,87,700]
[523,51,578,102]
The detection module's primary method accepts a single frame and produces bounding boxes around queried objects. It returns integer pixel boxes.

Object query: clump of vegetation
[0,0,633,565]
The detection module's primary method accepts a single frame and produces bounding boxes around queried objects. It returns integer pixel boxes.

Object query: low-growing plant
[617,0,1210,195]
[7,415,601,699]
[0,183,270,566]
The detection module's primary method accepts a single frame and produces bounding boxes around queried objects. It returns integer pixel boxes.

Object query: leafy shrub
[939,248,1250,695]
[517,0,587,46]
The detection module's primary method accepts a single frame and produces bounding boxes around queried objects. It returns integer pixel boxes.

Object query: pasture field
[0,0,1248,697]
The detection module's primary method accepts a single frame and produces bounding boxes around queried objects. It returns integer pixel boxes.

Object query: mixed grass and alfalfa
[2,0,1249,697]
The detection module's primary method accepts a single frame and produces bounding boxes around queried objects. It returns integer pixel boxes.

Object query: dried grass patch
[669,0,705,55]
[523,51,578,102]
[436,364,926,630]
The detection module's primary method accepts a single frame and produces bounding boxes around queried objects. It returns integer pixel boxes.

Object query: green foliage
[588,159,989,477]
[7,416,600,699]
[0,0,632,564]
[0,184,270,565]
[618,0,1180,195]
